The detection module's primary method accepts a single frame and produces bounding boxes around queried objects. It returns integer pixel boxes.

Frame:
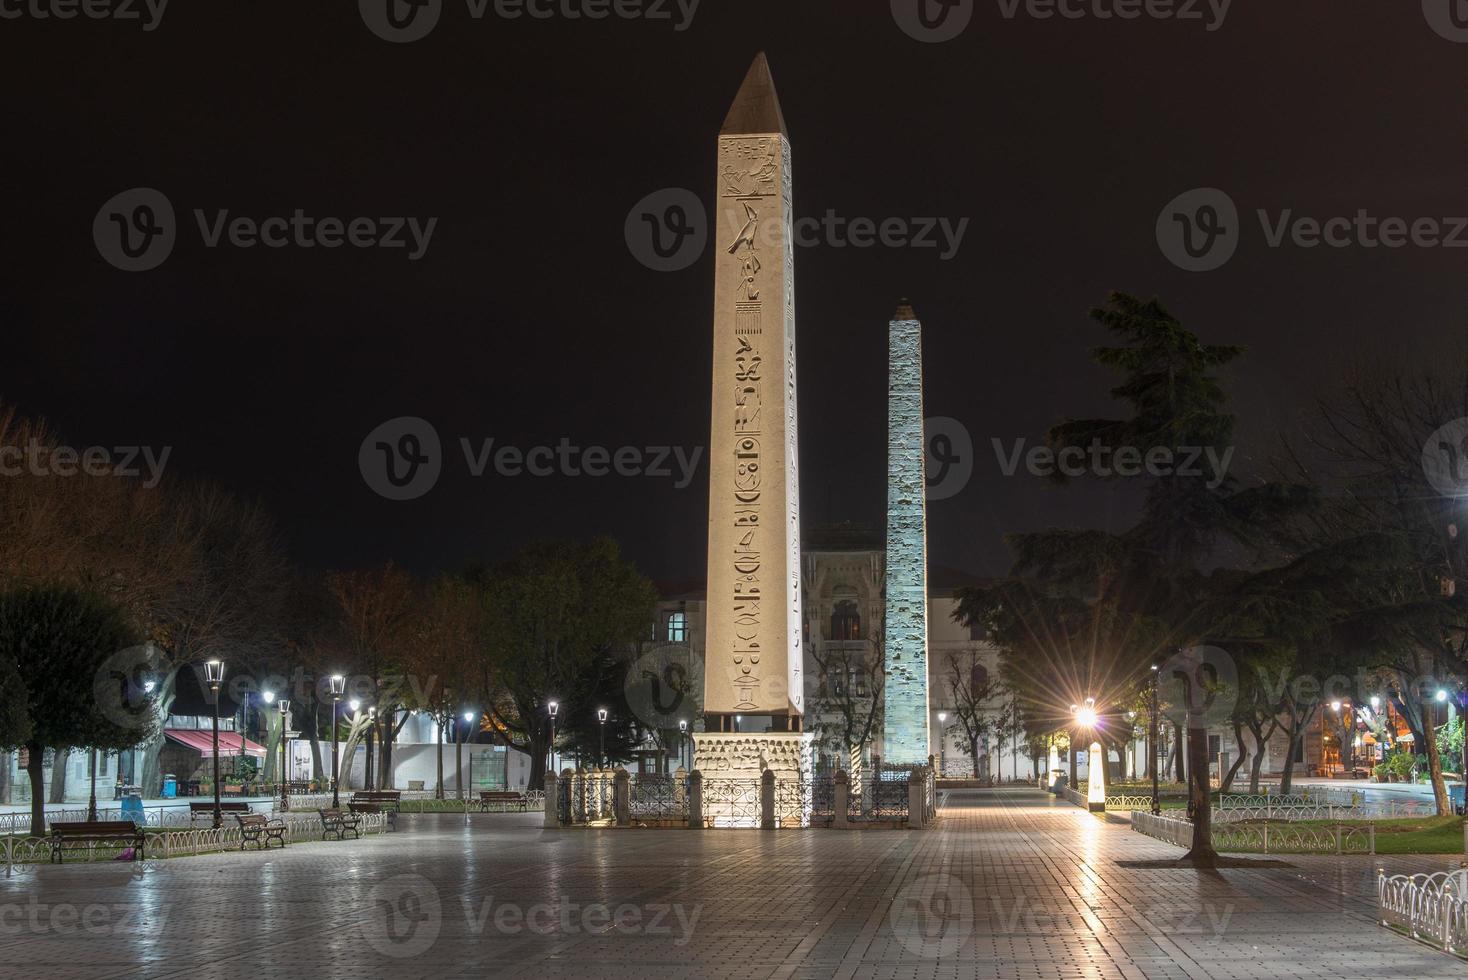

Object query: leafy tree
[956,293,1311,867]
[471,538,657,789]
[807,635,883,777]
[0,585,157,836]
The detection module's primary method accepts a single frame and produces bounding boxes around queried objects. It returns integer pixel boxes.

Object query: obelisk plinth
[695,54,812,826]
[882,301,931,765]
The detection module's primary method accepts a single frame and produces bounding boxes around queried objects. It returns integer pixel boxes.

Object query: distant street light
[598,707,609,768]
[278,699,291,809]
[205,660,226,828]
[1150,665,1161,815]
[329,674,345,807]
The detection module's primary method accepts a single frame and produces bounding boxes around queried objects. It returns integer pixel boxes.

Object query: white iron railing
[1379,871,1468,956]
[1131,810,1374,854]
[2,811,390,875]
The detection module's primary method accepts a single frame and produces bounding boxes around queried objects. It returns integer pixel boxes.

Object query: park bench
[479,791,530,812]
[48,820,145,863]
[189,802,251,824]
[349,791,401,829]
[318,808,363,840]
[234,812,288,850]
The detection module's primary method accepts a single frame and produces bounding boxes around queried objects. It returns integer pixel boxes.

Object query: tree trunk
[1220,723,1247,793]
[1279,730,1300,795]
[1248,733,1267,794]
[26,744,46,837]
[0,751,10,805]
[1183,723,1219,866]
[435,718,445,799]
[1421,704,1450,816]
[1068,741,1077,787]
[308,733,323,783]
[49,749,69,803]
[1172,722,1186,783]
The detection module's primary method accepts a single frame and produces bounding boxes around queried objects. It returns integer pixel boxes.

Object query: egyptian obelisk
[883,301,931,765]
[696,54,812,824]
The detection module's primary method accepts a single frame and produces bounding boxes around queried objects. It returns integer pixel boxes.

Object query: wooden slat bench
[48,820,145,863]
[318,808,363,840]
[235,812,287,850]
[479,791,530,812]
[189,802,252,824]
[349,791,401,829]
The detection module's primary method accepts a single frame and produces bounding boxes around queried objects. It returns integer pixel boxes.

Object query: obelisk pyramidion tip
[720,52,788,138]
[894,299,918,321]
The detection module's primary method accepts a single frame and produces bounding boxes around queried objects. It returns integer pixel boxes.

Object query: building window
[666,611,688,643]
[831,600,861,641]
[968,623,984,641]
[970,663,990,693]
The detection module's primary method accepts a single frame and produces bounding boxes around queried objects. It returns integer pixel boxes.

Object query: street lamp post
[1150,665,1161,815]
[87,747,98,821]
[278,699,291,810]
[366,706,377,790]
[597,708,608,768]
[458,710,475,800]
[937,712,948,776]
[329,674,345,808]
[547,700,559,777]
[205,660,226,828]
[679,719,689,772]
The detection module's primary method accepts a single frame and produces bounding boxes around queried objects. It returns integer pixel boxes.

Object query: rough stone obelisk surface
[882,302,931,765]
[695,54,812,826]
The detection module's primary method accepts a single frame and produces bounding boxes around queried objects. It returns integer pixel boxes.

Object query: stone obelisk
[883,301,931,765]
[696,54,812,825]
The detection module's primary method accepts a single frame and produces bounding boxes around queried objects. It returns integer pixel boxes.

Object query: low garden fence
[1379,870,1468,957]
[1131,809,1375,854]
[2,811,390,875]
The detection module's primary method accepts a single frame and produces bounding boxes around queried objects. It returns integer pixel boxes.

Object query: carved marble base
[694,732,815,828]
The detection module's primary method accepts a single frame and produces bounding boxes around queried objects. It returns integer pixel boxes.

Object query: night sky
[4,1,1465,585]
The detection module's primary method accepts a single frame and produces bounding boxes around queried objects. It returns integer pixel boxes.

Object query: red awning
[164,729,267,759]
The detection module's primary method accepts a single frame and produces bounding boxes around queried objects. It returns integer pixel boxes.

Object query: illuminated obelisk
[695,54,812,825]
[883,301,931,765]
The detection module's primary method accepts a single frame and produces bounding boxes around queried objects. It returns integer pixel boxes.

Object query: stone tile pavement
[0,788,1462,979]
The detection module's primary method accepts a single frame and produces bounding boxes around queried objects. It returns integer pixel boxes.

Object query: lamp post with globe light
[278,699,291,809]
[937,712,947,776]
[547,700,559,777]
[458,709,476,800]
[598,708,608,768]
[1149,665,1161,815]
[329,674,345,807]
[205,660,226,828]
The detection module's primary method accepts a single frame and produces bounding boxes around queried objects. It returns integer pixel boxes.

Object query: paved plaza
[1,788,1464,980]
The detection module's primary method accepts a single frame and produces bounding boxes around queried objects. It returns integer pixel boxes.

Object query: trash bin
[162,774,177,799]
[120,794,145,826]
